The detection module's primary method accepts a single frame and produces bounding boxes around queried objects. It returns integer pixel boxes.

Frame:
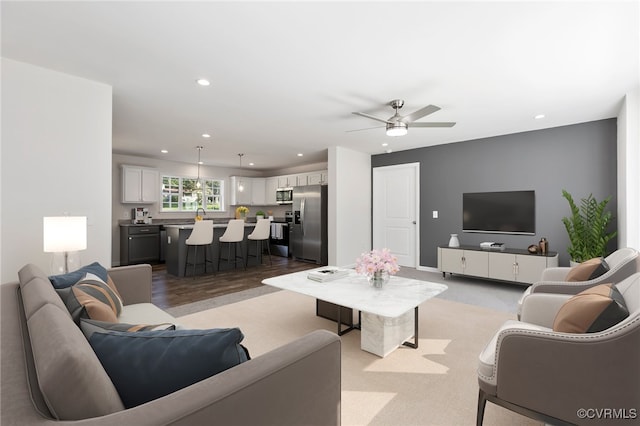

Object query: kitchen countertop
[163,222,256,230]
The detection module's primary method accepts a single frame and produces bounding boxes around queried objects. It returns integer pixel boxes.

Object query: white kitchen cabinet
[122,165,158,203]
[277,175,295,188]
[229,176,253,205]
[265,177,279,205]
[294,174,308,186]
[438,246,558,284]
[251,178,266,205]
[307,170,327,185]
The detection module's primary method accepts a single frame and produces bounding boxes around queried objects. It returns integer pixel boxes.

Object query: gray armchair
[477,272,640,425]
[517,247,640,317]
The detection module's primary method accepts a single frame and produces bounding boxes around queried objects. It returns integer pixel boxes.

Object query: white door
[373,163,419,267]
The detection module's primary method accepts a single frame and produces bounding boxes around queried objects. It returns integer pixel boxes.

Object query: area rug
[178,290,540,426]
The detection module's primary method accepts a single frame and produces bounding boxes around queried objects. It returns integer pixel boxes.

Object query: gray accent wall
[372,119,618,267]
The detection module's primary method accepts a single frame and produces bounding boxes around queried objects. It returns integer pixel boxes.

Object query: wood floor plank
[151,256,317,309]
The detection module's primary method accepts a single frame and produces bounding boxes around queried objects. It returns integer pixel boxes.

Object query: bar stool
[218,219,246,270]
[247,218,272,267]
[184,220,214,277]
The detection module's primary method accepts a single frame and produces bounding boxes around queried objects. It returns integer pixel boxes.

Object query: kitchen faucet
[195,207,206,221]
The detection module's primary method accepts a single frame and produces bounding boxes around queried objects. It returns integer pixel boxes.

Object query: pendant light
[237,153,245,192]
[196,146,203,188]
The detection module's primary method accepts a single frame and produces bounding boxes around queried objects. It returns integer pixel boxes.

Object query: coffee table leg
[336,308,362,336]
[402,307,419,349]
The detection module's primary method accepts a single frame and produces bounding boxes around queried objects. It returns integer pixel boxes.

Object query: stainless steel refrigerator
[291,185,328,264]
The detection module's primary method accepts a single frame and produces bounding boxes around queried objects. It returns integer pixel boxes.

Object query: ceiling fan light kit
[386,122,408,137]
[352,99,456,137]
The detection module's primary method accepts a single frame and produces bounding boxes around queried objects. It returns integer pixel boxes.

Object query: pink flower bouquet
[355,248,399,277]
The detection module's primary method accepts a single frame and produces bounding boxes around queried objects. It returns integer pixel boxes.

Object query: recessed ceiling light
[249,162,255,166]
[535,114,545,119]
[382,142,389,147]
[297,153,303,157]
[386,149,393,153]
[196,79,210,86]
[202,133,211,138]
[198,161,203,165]
[161,149,168,154]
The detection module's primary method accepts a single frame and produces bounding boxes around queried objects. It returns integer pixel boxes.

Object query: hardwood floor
[151,255,317,309]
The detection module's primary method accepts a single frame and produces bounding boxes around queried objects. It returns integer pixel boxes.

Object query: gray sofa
[1,263,341,425]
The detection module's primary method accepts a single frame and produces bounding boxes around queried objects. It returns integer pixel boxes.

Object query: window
[161,176,224,212]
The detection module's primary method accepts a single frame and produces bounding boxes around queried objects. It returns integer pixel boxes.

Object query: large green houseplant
[561,189,617,263]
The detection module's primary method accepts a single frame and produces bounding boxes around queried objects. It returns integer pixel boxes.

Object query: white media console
[438,245,559,285]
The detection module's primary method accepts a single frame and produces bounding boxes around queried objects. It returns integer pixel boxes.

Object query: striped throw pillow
[57,273,123,323]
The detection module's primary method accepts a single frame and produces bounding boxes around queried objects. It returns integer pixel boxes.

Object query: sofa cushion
[19,264,69,320]
[56,273,123,324]
[48,262,109,289]
[119,302,182,326]
[565,257,610,282]
[88,327,250,408]
[553,283,629,333]
[27,304,125,419]
[80,318,175,339]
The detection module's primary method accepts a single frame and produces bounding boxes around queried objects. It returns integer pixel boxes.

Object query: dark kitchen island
[164,222,259,277]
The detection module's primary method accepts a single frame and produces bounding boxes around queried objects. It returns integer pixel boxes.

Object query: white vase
[448,234,460,247]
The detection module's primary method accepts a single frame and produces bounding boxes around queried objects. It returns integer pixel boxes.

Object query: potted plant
[561,189,617,263]
[255,210,265,220]
[235,206,249,220]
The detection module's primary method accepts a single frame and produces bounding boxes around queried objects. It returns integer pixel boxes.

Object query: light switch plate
[432,210,438,219]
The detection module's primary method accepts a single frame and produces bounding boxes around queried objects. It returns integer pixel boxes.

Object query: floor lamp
[43,216,87,274]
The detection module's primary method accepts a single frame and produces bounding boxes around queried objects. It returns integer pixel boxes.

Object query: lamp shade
[43,216,87,252]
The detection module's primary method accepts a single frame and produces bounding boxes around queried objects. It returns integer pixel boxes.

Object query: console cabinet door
[439,248,464,274]
[463,250,489,278]
[514,255,548,283]
[488,252,517,281]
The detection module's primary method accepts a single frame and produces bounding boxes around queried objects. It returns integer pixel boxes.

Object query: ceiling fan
[351,99,456,136]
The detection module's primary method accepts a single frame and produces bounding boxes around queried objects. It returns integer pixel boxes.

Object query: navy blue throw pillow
[48,262,108,289]
[88,327,250,408]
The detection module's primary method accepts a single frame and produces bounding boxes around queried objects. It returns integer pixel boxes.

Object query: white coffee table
[262,268,448,357]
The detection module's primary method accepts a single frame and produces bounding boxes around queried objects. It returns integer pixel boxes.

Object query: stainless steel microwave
[276,188,293,204]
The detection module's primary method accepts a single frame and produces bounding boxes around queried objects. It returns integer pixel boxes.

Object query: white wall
[328,146,371,267]
[1,59,112,282]
[617,88,640,249]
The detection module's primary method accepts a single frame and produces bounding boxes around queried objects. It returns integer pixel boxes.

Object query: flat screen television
[463,190,535,235]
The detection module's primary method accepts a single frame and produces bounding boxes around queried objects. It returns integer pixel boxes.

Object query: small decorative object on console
[538,237,548,254]
[528,244,539,254]
[355,248,399,288]
[448,234,460,247]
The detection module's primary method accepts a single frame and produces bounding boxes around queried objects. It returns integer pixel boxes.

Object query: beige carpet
[178,290,540,426]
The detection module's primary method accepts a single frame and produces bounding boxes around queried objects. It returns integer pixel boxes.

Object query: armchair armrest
[107,264,152,305]
[539,267,570,281]
[494,322,640,423]
[519,293,570,327]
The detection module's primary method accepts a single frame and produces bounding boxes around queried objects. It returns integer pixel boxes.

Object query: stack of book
[307,268,350,282]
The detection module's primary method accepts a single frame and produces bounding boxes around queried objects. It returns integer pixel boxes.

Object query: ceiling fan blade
[409,122,456,128]
[401,105,440,123]
[346,125,385,133]
[352,111,391,124]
